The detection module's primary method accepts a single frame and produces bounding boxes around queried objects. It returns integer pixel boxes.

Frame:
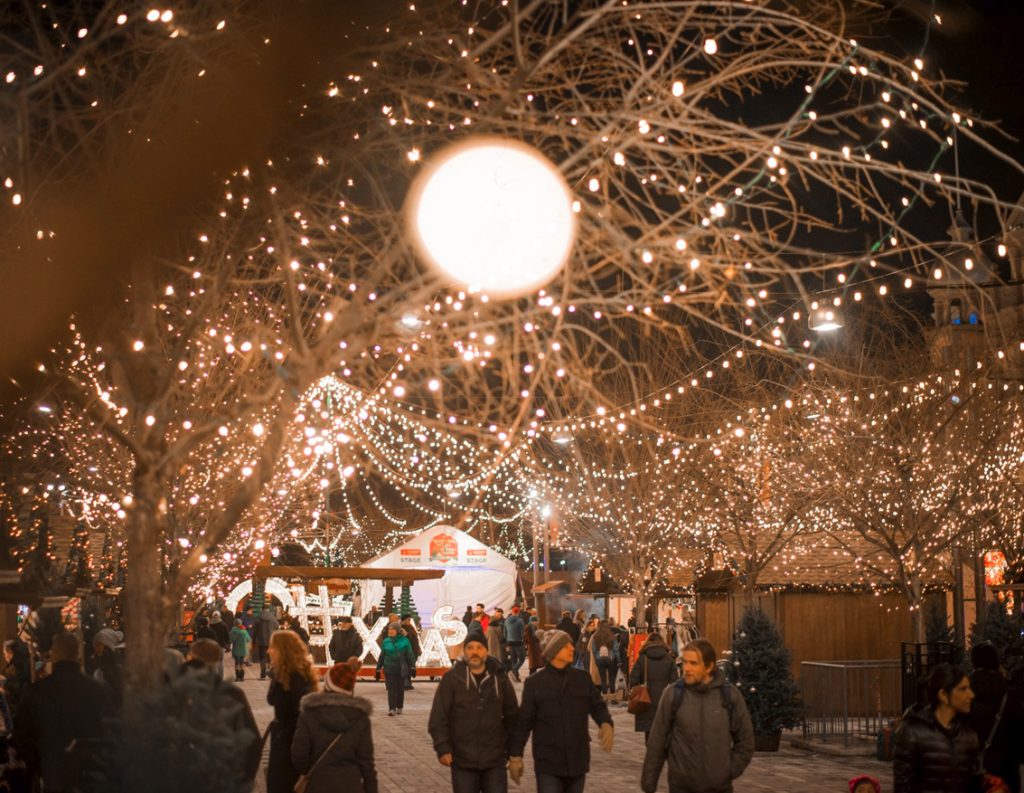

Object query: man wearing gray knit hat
[508,629,613,791]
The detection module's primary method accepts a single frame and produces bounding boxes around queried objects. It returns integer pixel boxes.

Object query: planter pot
[754,731,782,752]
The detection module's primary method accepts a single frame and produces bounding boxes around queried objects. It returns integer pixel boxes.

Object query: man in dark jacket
[184,638,262,789]
[401,614,422,690]
[641,639,754,793]
[209,611,231,650]
[253,607,279,679]
[555,611,580,645]
[509,629,613,793]
[329,616,364,665]
[429,632,519,793]
[967,642,1023,793]
[13,632,113,793]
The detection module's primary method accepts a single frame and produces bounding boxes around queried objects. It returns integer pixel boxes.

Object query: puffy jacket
[428,657,519,769]
[328,629,364,665]
[641,669,754,793]
[509,663,612,776]
[893,704,983,793]
[229,626,251,658]
[291,691,378,793]
[968,669,1024,793]
[504,614,525,644]
[375,635,415,676]
[628,641,678,733]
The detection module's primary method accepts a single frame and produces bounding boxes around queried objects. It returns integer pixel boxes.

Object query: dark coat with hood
[210,616,231,650]
[13,660,114,793]
[967,668,1024,793]
[641,668,754,793]
[509,663,612,777]
[328,628,364,665]
[266,672,313,793]
[254,609,279,647]
[428,656,519,770]
[291,691,378,793]
[893,704,983,793]
[556,616,581,645]
[629,640,678,733]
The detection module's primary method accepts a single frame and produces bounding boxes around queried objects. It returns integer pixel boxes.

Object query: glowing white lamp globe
[408,137,576,297]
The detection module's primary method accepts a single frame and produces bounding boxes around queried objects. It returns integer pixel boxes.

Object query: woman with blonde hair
[266,629,319,793]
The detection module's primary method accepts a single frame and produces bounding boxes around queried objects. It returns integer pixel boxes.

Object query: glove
[507,757,524,786]
[598,723,614,753]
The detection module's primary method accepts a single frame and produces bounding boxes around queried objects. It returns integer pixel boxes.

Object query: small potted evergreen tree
[726,607,802,751]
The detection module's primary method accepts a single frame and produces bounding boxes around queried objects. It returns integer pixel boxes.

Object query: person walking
[629,633,678,744]
[590,621,618,698]
[328,616,364,665]
[504,607,526,682]
[476,605,490,635]
[230,618,253,682]
[375,621,415,716]
[524,616,544,676]
[209,611,231,651]
[487,609,506,671]
[2,639,33,717]
[509,629,614,793]
[641,639,754,793]
[13,633,113,793]
[266,630,319,793]
[967,642,1023,793]
[91,628,124,709]
[892,663,984,793]
[401,614,421,690]
[291,658,379,793]
[555,611,580,645]
[182,638,262,789]
[428,631,519,793]
[254,607,279,680]
[463,606,475,628]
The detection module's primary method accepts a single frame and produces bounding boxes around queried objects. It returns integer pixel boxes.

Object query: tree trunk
[909,576,926,644]
[123,465,171,693]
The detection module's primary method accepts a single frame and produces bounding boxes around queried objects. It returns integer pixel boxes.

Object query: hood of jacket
[969,668,1007,703]
[300,691,373,732]
[640,643,671,661]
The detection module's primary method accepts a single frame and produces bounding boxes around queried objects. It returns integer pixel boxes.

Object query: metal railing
[800,660,902,746]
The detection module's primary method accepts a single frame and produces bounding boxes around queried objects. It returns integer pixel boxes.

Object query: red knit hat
[511,606,520,614]
[325,658,360,692]
[848,776,880,793]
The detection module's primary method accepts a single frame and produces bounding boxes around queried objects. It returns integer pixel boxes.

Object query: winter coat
[375,635,415,677]
[267,672,313,793]
[230,626,252,659]
[196,625,219,643]
[967,669,1024,793]
[13,660,114,793]
[556,616,581,645]
[254,610,279,647]
[210,618,231,650]
[402,623,421,659]
[328,629,364,665]
[289,623,310,646]
[504,614,525,644]
[893,704,984,793]
[509,663,613,777]
[641,668,754,793]
[428,656,520,770]
[468,619,483,635]
[2,658,32,716]
[462,609,474,627]
[291,691,378,793]
[93,652,124,710]
[629,642,679,733]
[487,623,504,662]
[525,623,544,671]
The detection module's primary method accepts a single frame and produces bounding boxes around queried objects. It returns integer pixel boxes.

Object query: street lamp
[407,137,577,297]
[808,304,844,332]
[551,428,573,445]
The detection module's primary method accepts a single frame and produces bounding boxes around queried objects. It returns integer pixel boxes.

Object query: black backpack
[664,679,735,751]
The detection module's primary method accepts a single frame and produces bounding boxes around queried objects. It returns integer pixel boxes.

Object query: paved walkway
[238,673,892,792]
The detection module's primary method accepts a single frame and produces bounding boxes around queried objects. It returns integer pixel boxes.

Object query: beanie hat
[324,659,360,693]
[538,629,572,662]
[94,628,124,651]
[511,606,520,614]
[464,631,488,650]
[848,776,880,793]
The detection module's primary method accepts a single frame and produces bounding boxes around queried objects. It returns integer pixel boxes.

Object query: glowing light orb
[408,137,576,297]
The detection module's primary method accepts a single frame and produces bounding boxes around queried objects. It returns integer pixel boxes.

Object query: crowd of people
[0,601,1021,793]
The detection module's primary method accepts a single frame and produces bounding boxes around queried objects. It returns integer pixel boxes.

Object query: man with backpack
[641,639,754,793]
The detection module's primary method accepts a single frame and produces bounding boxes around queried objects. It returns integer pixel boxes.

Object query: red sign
[401,549,420,556]
[430,533,458,563]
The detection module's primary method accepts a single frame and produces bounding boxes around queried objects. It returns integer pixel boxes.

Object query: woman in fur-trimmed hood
[292,659,378,793]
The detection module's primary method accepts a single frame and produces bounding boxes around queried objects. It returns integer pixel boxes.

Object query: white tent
[359,525,518,627]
